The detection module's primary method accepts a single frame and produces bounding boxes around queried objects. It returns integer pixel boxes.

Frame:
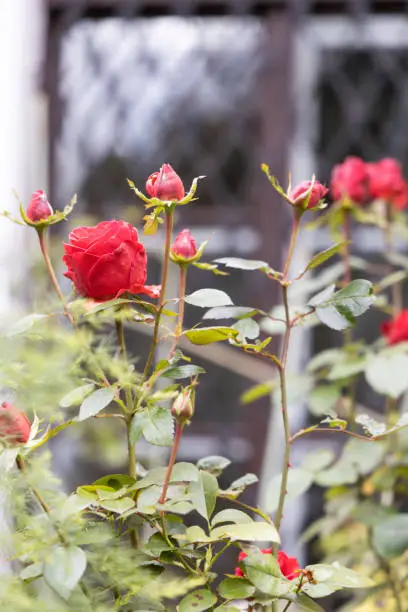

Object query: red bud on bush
[26,190,53,223]
[171,229,197,262]
[171,389,194,425]
[289,180,328,210]
[0,402,31,445]
[146,164,185,201]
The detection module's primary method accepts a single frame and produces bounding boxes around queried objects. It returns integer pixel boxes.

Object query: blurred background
[2,0,408,581]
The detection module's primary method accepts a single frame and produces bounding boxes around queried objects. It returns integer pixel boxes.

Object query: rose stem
[37,229,76,327]
[115,313,138,548]
[272,210,300,578]
[16,455,91,599]
[385,202,402,316]
[342,208,352,286]
[158,423,183,505]
[167,264,187,360]
[143,209,174,380]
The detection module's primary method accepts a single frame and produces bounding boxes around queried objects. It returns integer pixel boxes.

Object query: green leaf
[266,468,314,512]
[307,348,345,372]
[178,589,217,612]
[77,387,116,421]
[310,279,375,331]
[302,242,349,274]
[242,549,290,596]
[162,364,205,379]
[327,355,367,380]
[241,381,277,404]
[203,306,257,321]
[20,562,43,581]
[136,462,199,490]
[130,406,174,447]
[302,449,335,473]
[372,514,408,558]
[365,351,408,398]
[211,521,280,543]
[188,471,218,521]
[215,606,241,611]
[6,313,48,337]
[184,289,233,308]
[218,577,255,600]
[197,455,231,474]
[43,546,87,600]
[228,473,258,493]
[355,414,386,437]
[98,497,135,514]
[305,563,373,591]
[296,594,325,611]
[308,385,340,417]
[233,318,260,342]
[185,327,238,345]
[60,384,95,408]
[211,509,253,526]
[214,257,271,272]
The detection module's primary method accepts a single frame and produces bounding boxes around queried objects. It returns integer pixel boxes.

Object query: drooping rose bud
[171,229,197,261]
[289,180,328,210]
[26,190,53,222]
[171,389,194,425]
[330,156,370,205]
[145,164,185,201]
[0,402,31,445]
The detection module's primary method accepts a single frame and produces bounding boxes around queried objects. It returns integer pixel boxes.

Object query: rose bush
[1,158,407,611]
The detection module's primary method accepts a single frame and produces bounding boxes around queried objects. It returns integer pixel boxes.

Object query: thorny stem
[143,210,174,380]
[159,423,183,505]
[168,265,187,360]
[342,208,352,286]
[282,211,301,280]
[274,285,292,537]
[38,230,76,327]
[385,202,403,316]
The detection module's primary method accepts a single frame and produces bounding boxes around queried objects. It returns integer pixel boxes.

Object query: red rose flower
[367,158,408,210]
[171,229,197,259]
[381,310,408,345]
[235,549,300,581]
[26,190,53,222]
[0,402,31,445]
[331,156,370,204]
[289,180,328,210]
[63,220,160,301]
[146,164,185,201]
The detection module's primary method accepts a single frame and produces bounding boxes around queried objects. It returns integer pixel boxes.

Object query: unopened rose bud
[26,190,53,222]
[171,389,194,425]
[171,229,197,261]
[289,180,328,210]
[145,164,185,201]
[0,402,31,445]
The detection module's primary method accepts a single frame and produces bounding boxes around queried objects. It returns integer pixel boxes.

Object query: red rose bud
[26,190,53,222]
[331,156,370,205]
[381,310,408,345]
[63,220,160,301]
[171,389,194,425]
[171,229,197,261]
[235,549,300,581]
[0,402,31,445]
[146,164,185,201]
[367,158,408,210]
[289,180,328,210]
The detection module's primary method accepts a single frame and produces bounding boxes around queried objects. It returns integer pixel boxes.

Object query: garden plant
[0,158,407,611]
